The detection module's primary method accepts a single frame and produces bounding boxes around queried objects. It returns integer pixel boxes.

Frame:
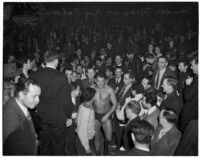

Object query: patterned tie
[117,85,126,102]
[155,70,160,89]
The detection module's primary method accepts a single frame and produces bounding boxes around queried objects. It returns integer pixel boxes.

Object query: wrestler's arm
[105,87,117,118]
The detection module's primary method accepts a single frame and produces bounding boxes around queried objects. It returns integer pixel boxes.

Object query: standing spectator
[151,108,181,156]
[30,50,71,155]
[180,56,198,132]
[3,79,41,155]
[75,87,96,155]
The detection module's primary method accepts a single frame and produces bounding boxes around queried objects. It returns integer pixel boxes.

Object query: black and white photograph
[2,1,198,156]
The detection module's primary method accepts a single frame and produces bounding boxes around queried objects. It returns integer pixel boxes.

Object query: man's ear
[18,91,24,99]
[131,133,136,143]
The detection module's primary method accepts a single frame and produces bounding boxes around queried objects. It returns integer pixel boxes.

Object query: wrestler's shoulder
[105,85,115,92]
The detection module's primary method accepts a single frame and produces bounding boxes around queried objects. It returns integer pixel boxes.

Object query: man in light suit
[3,78,41,155]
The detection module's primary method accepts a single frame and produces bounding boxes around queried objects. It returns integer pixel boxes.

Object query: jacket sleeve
[77,107,90,151]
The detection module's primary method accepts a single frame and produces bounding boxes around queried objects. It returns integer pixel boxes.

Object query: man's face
[72,86,80,97]
[21,84,41,109]
[115,68,123,78]
[123,73,132,86]
[76,66,83,74]
[96,76,105,88]
[65,70,72,80]
[158,57,168,70]
[87,69,95,79]
[162,79,170,93]
[71,72,77,82]
[105,69,112,78]
[115,56,122,65]
[142,78,149,90]
[96,60,102,67]
[190,60,198,74]
[178,63,187,72]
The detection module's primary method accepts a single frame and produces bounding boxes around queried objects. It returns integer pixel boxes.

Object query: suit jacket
[128,55,144,82]
[81,78,94,91]
[116,84,132,107]
[107,76,124,93]
[123,117,140,150]
[180,75,198,132]
[152,67,177,90]
[115,147,150,156]
[30,67,70,132]
[150,125,181,156]
[143,107,160,129]
[3,98,37,155]
[160,91,182,116]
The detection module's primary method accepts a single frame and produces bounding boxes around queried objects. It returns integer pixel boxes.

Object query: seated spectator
[150,108,181,155]
[115,120,154,156]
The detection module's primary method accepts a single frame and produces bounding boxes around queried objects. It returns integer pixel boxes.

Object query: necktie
[155,70,160,89]
[117,86,126,102]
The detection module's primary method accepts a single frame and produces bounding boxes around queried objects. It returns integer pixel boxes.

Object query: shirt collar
[135,146,150,152]
[148,106,157,115]
[15,98,29,118]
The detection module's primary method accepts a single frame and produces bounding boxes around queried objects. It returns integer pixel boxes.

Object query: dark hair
[178,60,188,66]
[144,92,157,106]
[124,70,135,80]
[191,55,198,64]
[70,82,79,92]
[15,78,41,97]
[162,108,178,124]
[164,76,178,90]
[44,49,59,63]
[82,87,96,102]
[126,100,141,115]
[158,55,168,63]
[130,120,154,144]
[63,65,73,73]
[106,66,114,73]
[94,71,106,79]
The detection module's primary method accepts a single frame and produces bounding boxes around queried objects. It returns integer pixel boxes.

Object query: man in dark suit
[30,50,71,155]
[115,71,135,149]
[115,120,154,156]
[107,66,124,94]
[180,56,198,132]
[81,66,96,91]
[160,77,182,117]
[152,56,176,92]
[127,51,144,83]
[3,78,41,155]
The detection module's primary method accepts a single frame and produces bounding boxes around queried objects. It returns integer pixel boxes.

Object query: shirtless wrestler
[93,71,117,155]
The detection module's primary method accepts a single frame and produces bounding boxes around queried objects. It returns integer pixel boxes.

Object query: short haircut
[94,71,106,79]
[144,92,157,106]
[145,53,154,59]
[87,65,95,72]
[44,49,59,63]
[124,70,135,80]
[162,108,178,124]
[164,76,178,90]
[70,82,79,92]
[178,60,188,66]
[63,65,73,73]
[106,66,114,73]
[191,55,198,64]
[82,87,96,102]
[15,78,40,97]
[158,55,168,63]
[130,120,154,144]
[126,100,141,115]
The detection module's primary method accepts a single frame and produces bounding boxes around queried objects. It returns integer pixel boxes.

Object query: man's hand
[85,148,92,154]
[186,76,193,85]
[101,114,109,124]
[66,119,72,127]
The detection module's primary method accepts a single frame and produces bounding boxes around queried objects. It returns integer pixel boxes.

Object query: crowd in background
[3,4,198,156]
